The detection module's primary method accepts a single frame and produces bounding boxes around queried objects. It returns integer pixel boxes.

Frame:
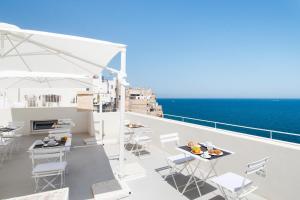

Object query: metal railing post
[270,131,273,139]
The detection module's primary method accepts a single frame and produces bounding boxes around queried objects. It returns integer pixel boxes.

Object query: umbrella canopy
[0,23,126,75]
[0,70,96,88]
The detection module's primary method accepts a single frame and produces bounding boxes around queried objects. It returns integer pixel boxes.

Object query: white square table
[28,137,72,152]
[176,143,234,196]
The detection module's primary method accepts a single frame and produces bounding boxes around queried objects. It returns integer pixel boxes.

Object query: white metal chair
[124,120,136,150]
[160,133,194,191]
[30,147,67,192]
[0,137,14,166]
[210,157,269,200]
[8,121,25,130]
[132,127,152,157]
[124,127,135,150]
[7,121,24,152]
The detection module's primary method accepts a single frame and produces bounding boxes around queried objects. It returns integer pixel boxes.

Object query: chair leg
[34,177,39,192]
[0,148,4,166]
[178,164,185,174]
[218,185,230,200]
[171,173,179,191]
[164,165,179,191]
[131,142,137,152]
[61,172,63,188]
[138,144,142,157]
[8,142,13,159]
[124,142,128,150]
[41,176,57,191]
[125,134,134,150]
[15,138,20,152]
[3,146,9,161]
[164,163,173,180]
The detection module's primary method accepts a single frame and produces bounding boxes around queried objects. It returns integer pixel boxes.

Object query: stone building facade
[125,88,163,117]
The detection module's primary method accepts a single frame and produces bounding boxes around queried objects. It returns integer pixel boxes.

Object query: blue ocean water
[157,99,300,144]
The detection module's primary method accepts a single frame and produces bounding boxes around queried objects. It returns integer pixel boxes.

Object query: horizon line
[157,97,300,100]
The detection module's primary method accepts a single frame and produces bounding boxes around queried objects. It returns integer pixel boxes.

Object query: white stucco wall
[100,112,120,144]
[0,107,89,134]
[87,111,120,143]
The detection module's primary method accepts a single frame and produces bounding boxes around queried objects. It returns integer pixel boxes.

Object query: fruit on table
[191,145,201,153]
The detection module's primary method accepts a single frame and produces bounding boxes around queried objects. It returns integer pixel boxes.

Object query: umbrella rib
[1,34,32,57]
[5,51,57,57]
[69,78,94,87]
[2,34,93,74]
[5,35,32,72]
[18,41,96,75]
[45,78,52,88]
[8,32,119,74]
[55,54,96,74]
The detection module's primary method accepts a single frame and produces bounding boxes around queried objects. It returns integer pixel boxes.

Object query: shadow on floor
[155,167,217,200]
[124,143,141,151]
[209,195,225,200]
[124,143,151,157]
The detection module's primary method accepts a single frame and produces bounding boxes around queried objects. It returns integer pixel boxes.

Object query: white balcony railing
[163,113,300,144]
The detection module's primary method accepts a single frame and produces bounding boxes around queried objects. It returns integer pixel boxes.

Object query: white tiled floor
[0,133,266,200]
[104,143,266,200]
[0,133,115,200]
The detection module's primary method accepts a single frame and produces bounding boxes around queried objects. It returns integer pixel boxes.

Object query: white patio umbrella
[0,23,128,178]
[0,70,97,88]
[0,23,125,75]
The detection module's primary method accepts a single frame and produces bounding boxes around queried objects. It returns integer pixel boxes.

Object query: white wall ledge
[126,112,300,150]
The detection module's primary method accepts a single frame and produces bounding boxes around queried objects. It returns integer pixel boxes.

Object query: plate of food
[191,150,202,155]
[190,144,203,155]
[208,149,223,156]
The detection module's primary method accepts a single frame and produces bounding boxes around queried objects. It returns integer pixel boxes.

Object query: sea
[157,99,300,144]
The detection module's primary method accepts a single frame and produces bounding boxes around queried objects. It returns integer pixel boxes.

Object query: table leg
[181,160,202,196]
[199,159,219,187]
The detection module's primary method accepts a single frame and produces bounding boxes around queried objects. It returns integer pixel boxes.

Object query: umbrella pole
[18,88,21,102]
[118,49,126,178]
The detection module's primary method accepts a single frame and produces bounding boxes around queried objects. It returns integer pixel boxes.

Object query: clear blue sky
[1,0,300,98]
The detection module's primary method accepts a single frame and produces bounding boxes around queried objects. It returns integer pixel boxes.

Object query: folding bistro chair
[8,121,25,131]
[210,157,269,200]
[124,126,135,150]
[30,147,67,192]
[160,133,194,191]
[132,127,152,157]
[7,121,24,152]
[0,137,13,165]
